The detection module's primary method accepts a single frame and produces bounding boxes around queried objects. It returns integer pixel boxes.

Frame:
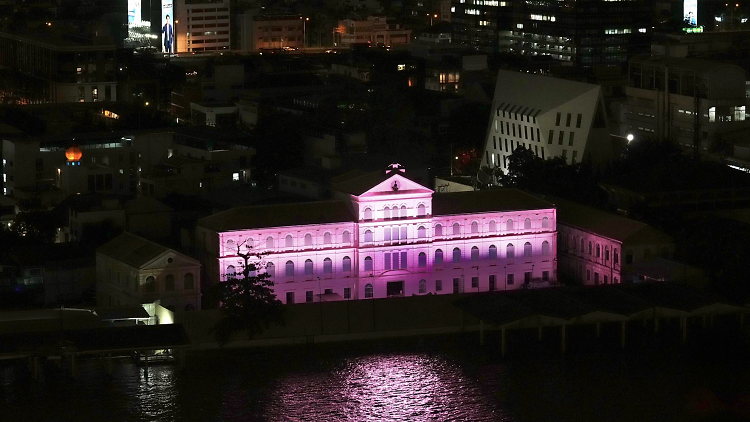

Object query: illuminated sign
[682,26,704,33]
[126,0,152,48]
[684,0,697,27]
[162,0,174,54]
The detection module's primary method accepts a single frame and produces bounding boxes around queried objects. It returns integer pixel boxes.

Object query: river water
[2,331,750,422]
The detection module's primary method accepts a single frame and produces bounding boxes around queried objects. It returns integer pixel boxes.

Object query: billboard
[684,0,697,27]
[126,0,152,48]
[161,0,174,54]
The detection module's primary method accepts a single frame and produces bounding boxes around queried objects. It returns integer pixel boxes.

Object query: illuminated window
[365,283,373,298]
[225,239,235,255]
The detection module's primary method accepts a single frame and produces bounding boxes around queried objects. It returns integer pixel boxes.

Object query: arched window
[285,260,294,277]
[419,279,426,294]
[342,231,351,243]
[365,230,373,242]
[225,239,235,255]
[471,246,479,261]
[323,232,332,244]
[249,265,256,278]
[452,247,461,263]
[524,218,532,229]
[365,283,373,298]
[435,224,443,236]
[506,243,515,260]
[364,256,373,271]
[542,217,549,228]
[304,259,313,276]
[285,235,293,248]
[304,234,313,246]
[417,204,426,216]
[605,247,610,261]
[144,276,156,292]
[524,242,532,258]
[400,205,407,218]
[596,244,601,258]
[266,236,274,249]
[489,245,497,260]
[471,221,479,233]
[452,222,460,235]
[489,220,496,232]
[418,252,427,267]
[266,262,275,277]
[165,274,175,291]
[384,206,390,219]
[364,207,372,220]
[435,249,443,266]
[588,241,593,255]
[506,219,514,231]
[342,256,352,272]
[184,273,194,290]
[245,238,254,249]
[417,226,426,238]
[542,241,550,256]
[323,258,332,274]
[226,265,237,280]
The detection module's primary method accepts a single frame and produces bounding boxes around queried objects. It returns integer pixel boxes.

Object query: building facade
[197,166,557,303]
[481,70,613,174]
[334,17,411,47]
[175,0,231,53]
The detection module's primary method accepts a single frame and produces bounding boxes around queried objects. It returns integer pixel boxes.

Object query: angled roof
[492,70,601,116]
[433,188,554,216]
[97,232,192,269]
[551,196,672,245]
[331,168,428,196]
[197,200,355,232]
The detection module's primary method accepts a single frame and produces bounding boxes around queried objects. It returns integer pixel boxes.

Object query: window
[324,232,331,244]
[452,247,461,263]
[489,245,497,260]
[471,277,479,288]
[365,283,373,298]
[525,272,532,284]
[542,271,549,281]
[587,270,591,281]
[507,243,515,260]
[144,276,156,292]
[436,279,443,291]
[453,222,460,235]
[548,130,554,144]
[489,275,497,291]
[605,247,610,261]
[506,219,513,231]
[471,246,479,261]
[400,205,407,218]
[165,274,175,291]
[524,218,531,229]
[559,131,565,145]
[226,265,237,280]
[384,206,390,219]
[576,114,582,128]
[418,226,426,238]
[589,241,593,255]
[556,112,561,125]
[471,221,478,233]
[401,226,407,240]
[343,231,351,243]
[614,248,619,265]
[286,292,295,304]
[569,132,575,146]
[365,230,373,242]
[304,234,312,246]
[596,244,601,258]
[417,204,426,216]
[489,220,496,232]
[400,251,408,269]
[342,256,352,272]
[595,273,600,284]
[266,236,274,249]
[364,208,372,220]
[384,253,392,270]
[542,217,549,228]
[285,260,294,277]
[418,252,427,267]
[364,256,373,271]
[524,242,532,258]
[581,239,585,252]
[304,259,313,276]
[566,113,571,127]
[435,249,443,266]
[419,279,426,293]
[507,273,514,285]
[266,262,275,277]
[435,224,443,236]
[225,239,235,255]
[323,258,332,274]
[542,241,550,256]
[184,273,194,290]
[285,235,293,248]
[344,288,351,299]
[306,291,314,303]
[384,227,391,242]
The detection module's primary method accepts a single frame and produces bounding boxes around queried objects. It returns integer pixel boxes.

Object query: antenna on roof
[386,163,405,174]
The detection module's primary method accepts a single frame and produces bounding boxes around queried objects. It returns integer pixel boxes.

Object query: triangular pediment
[142,251,200,271]
[360,172,433,197]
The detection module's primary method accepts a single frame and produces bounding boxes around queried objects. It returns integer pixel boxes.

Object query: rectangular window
[306,291,314,302]
[524,272,532,284]
[507,273,514,285]
[400,251,408,269]
[541,147,545,159]
[392,227,399,240]
[614,248,619,264]
[505,139,508,152]
[500,122,504,135]
[559,131,565,145]
[576,114,582,128]
[556,112,561,125]
[384,228,391,241]
[512,124,516,137]
[569,132,575,146]
[566,113,571,127]
[542,271,549,281]
[572,151,578,164]
[530,127,534,141]
[489,275,496,291]
[587,270,591,281]
[562,149,567,160]
[344,287,351,299]
[436,279,442,291]
[471,276,479,288]
[524,126,528,139]
[384,252,391,270]
[493,137,497,149]
[548,130,554,144]
[286,292,295,304]
[401,226,407,240]
[537,128,540,141]
[393,252,400,269]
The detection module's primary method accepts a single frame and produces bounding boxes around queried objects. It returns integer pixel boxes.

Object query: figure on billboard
[163,14,173,53]
[684,11,696,26]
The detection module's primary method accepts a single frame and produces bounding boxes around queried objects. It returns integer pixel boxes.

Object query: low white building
[481,70,614,174]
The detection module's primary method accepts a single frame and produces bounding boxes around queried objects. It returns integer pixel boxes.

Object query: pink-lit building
[196,166,557,303]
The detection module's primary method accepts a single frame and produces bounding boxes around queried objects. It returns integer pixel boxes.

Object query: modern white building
[481,70,614,174]
[174,0,231,53]
[196,165,558,303]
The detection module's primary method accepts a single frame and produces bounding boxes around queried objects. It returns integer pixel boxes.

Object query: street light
[301,16,309,48]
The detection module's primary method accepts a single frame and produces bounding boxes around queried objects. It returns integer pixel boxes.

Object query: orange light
[65,146,82,162]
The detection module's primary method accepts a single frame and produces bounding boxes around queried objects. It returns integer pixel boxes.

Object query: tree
[207,241,284,344]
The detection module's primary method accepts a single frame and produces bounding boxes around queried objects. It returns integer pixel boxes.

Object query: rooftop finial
[385,163,405,174]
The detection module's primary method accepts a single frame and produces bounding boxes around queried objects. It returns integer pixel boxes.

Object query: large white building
[481,70,614,174]
[196,166,558,303]
[174,0,231,53]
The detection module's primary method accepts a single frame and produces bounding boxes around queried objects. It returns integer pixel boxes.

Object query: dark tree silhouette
[207,240,284,344]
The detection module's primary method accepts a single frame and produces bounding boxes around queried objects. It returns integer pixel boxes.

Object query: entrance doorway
[453,277,462,294]
[386,281,404,297]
